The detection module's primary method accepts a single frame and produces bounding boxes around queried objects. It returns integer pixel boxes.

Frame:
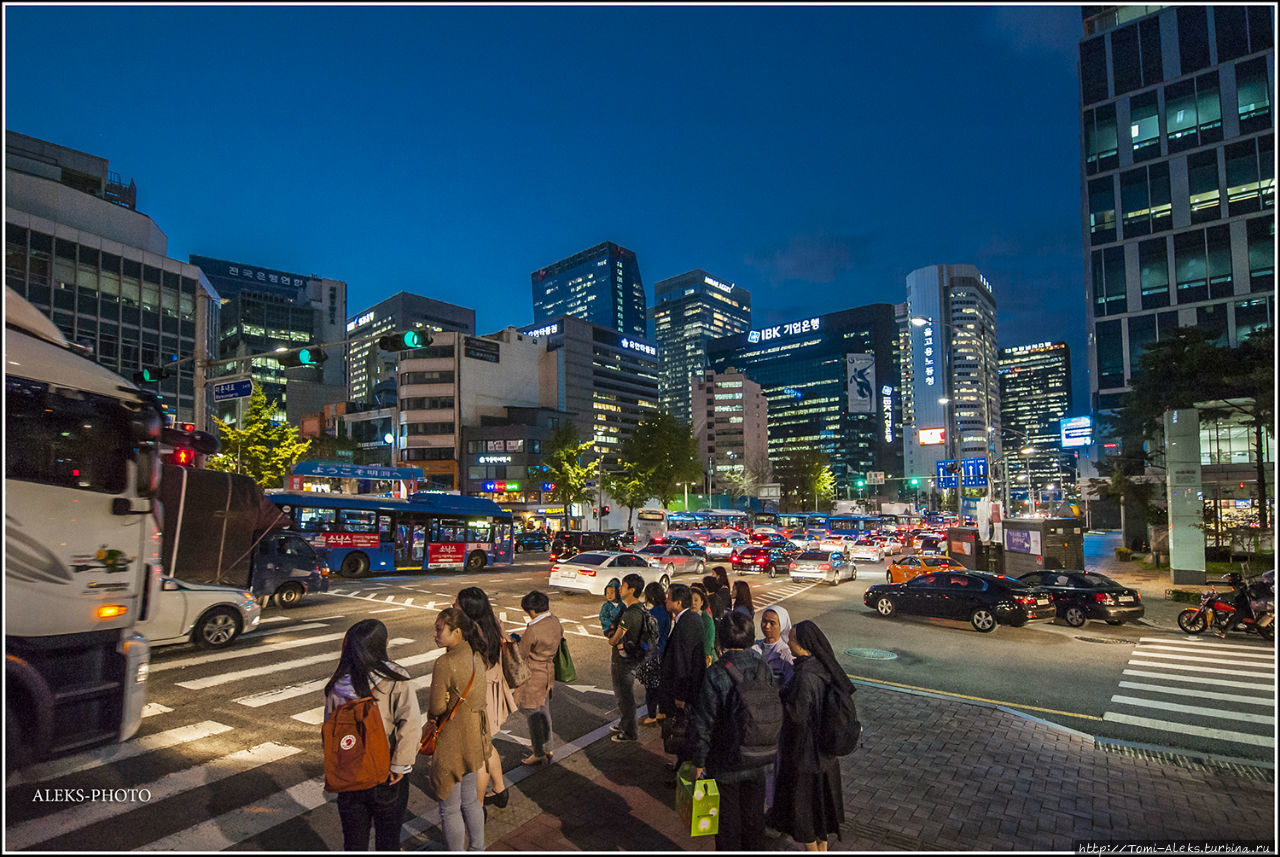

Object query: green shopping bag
[674,762,719,837]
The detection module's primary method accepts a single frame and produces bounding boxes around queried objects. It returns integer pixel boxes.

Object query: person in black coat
[660,583,707,715]
[768,620,852,850]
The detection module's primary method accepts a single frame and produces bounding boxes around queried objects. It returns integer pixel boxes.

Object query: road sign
[212,379,253,402]
[935,457,988,489]
[759,483,781,500]
[867,471,886,485]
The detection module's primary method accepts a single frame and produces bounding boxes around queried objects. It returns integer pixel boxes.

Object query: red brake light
[1094,592,1113,603]
[580,568,596,576]
[1015,595,1036,605]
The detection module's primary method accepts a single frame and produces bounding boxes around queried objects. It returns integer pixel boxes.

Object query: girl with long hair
[429,607,488,851]
[731,579,755,618]
[455,586,517,809]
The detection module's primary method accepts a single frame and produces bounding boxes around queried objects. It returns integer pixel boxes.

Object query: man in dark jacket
[660,583,706,713]
[687,611,778,851]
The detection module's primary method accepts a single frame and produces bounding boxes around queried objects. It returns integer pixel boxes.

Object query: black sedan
[514,531,551,553]
[863,571,1053,633]
[730,545,791,578]
[1017,570,1144,627]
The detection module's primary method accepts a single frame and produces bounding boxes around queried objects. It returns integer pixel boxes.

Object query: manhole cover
[1075,636,1139,645]
[844,647,898,660]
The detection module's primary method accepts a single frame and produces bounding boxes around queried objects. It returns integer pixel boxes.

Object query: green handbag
[553,636,577,683]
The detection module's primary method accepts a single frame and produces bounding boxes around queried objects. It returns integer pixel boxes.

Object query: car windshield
[571,553,610,565]
[797,551,832,560]
[921,557,952,566]
[638,546,666,555]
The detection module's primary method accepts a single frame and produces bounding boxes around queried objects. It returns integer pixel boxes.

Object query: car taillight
[550,564,559,573]
[1094,592,1114,603]
[1015,595,1036,605]
[1134,592,1141,601]
[730,552,738,561]
[755,556,767,564]
[580,568,596,576]
[789,562,797,571]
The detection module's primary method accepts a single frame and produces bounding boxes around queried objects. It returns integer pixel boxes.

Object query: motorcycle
[1177,574,1275,641]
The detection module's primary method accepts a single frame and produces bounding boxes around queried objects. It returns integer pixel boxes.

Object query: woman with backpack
[768,620,853,851]
[429,607,489,851]
[456,587,517,809]
[322,619,421,851]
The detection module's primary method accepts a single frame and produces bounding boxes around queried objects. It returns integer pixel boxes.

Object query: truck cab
[251,530,329,606]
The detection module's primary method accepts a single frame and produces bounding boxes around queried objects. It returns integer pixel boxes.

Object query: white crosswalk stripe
[15,721,233,783]
[175,638,414,689]
[1104,637,1276,748]
[234,648,444,708]
[139,777,331,851]
[150,624,338,672]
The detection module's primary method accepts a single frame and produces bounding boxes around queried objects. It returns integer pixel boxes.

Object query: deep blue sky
[4,4,1090,409]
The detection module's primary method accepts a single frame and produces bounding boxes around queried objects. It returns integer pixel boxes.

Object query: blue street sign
[212,379,253,402]
[935,457,988,489]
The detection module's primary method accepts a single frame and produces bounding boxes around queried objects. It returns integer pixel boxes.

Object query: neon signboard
[1060,416,1093,448]
[747,317,821,344]
[918,427,946,445]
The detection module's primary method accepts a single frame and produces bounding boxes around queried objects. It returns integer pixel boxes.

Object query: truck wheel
[193,608,242,649]
[466,551,487,571]
[274,582,304,608]
[340,552,371,579]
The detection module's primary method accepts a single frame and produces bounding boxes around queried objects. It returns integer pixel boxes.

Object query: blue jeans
[611,659,639,739]
[440,771,484,851]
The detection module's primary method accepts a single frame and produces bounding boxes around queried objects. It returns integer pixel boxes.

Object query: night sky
[4,4,1090,410]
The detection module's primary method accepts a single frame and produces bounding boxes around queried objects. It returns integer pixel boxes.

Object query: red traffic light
[168,448,195,467]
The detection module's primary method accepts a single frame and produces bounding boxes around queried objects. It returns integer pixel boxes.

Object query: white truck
[5,287,163,775]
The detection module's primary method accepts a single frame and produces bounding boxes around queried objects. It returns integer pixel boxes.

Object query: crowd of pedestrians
[322,567,852,851]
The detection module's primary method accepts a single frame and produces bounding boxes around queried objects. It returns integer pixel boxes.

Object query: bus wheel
[340,552,370,579]
[274,582,304,607]
[466,551,487,571]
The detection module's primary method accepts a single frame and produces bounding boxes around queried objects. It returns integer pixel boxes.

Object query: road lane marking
[1110,694,1275,724]
[325,590,442,611]
[1127,659,1274,678]
[16,721,233,784]
[1135,643,1274,661]
[139,777,330,851]
[150,626,339,672]
[1102,712,1275,747]
[234,649,444,708]
[1133,646,1274,663]
[1132,651,1271,666]
[177,638,413,689]
[1122,669,1276,690]
[1138,636,1273,654]
[846,675,1105,721]
[141,703,172,717]
[291,666,439,724]
[1117,681,1275,706]
[368,607,405,614]
[7,742,301,850]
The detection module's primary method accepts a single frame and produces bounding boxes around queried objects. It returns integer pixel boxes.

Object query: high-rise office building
[652,270,752,424]
[902,264,1001,496]
[189,255,347,427]
[1078,6,1274,420]
[706,305,902,496]
[531,241,647,339]
[999,341,1075,503]
[6,131,220,426]
[345,292,475,406]
[691,368,769,494]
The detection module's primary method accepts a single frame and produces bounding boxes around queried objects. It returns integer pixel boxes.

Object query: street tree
[603,459,653,531]
[540,423,595,531]
[621,412,700,509]
[777,449,836,513]
[205,384,312,488]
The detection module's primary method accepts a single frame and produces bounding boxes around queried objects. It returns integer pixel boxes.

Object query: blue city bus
[267,491,514,578]
[827,514,882,538]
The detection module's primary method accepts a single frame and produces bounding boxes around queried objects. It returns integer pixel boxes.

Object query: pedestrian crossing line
[403,597,415,605]
[1122,668,1277,691]
[1128,659,1274,678]
[1102,712,1275,747]
[1110,694,1275,725]
[7,742,302,851]
[139,776,330,851]
[1132,651,1272,667]
[368,607,405,614]
[259,616,294,624]
[16,721,233,784]
[234,649,445,709]
[1118,681,1275,706]
[176,638,414,690]
[151,628,345,672]
[1136,643,1275,661]
[141,702,172,717]
[1138,636,1273,654]
[325,590,442,611]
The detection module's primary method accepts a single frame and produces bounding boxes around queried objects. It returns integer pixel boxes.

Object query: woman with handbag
[511,589,563,765]
[427,608,488,851]
[456,586,517,809]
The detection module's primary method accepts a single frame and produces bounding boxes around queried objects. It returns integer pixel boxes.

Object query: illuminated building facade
[999,341,1075,501]
[691,368,769,494]
[345,291,475,406]
[531,241,647,340]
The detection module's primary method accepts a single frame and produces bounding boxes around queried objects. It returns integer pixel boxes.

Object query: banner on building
[846,354,876,414]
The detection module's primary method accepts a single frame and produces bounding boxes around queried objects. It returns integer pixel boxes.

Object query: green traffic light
[402,330,426,348]
[856,480,866,488]
[910,478,920,486]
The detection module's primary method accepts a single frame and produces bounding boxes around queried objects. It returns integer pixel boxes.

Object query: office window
[1235,298,1271,342]
[1225,134,1274,216]
[1129,90,1160,162]
[1165,79,1198,150]
[1246,7,1273,55]
[1092,247,1128,317]
[1139,17,1163,88]
[1084,104,1119,174]
[1128,314,1157,377]
[1246,216,1275,293]
[1080,37,1109,105]
[1236,58,1272,134]
[1215,6,1249,63]
[1177,6,1210,75]
[1088,177,1116,244]
[1195,72,1223,144]
[1096,319,1125,389]
[1111,24,1141,96]
[1139,238,1170,309]
[1188,149,1221,223]
[1157,310,1181,337]
[1121,162,1171,238]
[1196,304,1228,347]
[1206,225,1234,299]
[1174,229,1209,303]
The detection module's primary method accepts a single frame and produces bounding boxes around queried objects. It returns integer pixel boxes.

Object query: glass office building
[345,291,475,406]
[652,269,751,425]
[531,241,648,340]
[999,341,1075,500]
[706,304,902,495]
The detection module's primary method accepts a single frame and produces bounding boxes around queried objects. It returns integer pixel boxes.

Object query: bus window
[338,508,379,533]
[378,514,392,541]
[468,521,493,543]
[296,507,336,533]
[432,517,467,543]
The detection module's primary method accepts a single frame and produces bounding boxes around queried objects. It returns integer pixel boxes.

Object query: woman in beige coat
[429,608,489,851]
[511,589,563,765]
[456,586,517,808]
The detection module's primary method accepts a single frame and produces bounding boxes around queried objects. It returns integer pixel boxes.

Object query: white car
[788,550,857,585]
[704,536,748,560]
[137,577,261,649]
[549,551,674,596]
[847,539,886,562]
[874,535,904,553]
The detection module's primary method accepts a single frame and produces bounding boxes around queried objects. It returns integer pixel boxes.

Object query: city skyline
[4,4,1089,407]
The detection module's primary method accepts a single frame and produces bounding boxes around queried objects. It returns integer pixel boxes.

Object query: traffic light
[602,505,611,515]
[277,347,327,367]
[856,479,866,488]
[133,366,170,383]
[592,507,599,517]
[378,330,431,352]
[910,478,920,486]
[166,447,196,467]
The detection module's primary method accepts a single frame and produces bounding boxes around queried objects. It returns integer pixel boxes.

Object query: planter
[1114,547,1133,561]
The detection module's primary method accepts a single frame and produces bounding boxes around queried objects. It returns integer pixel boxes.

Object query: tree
[205,384,312,488]
[620,412,700,509]
[603,459,653,531]
[776,449,836,513]
[720,449,773,507]
[540,423,594,531]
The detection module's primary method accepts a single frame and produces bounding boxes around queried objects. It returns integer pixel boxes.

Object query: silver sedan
[635,543,706,578]
[788,550,857,586]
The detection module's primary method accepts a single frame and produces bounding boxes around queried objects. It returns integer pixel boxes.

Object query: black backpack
[723,658,783,769]
[623,607,660,661]
[818,681,861,756]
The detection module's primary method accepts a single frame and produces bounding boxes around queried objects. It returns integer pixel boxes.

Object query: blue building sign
[293,461,424,480]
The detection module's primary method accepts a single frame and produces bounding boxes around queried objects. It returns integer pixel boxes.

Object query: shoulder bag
[553,636,577,683]
[501,637,531,688]
[419,664,476,756]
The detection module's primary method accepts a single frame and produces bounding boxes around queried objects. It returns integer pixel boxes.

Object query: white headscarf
[753,604,795,680]
[761,604,792,641]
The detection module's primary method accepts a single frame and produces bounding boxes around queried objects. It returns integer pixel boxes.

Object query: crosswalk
[1103,636,1276,749]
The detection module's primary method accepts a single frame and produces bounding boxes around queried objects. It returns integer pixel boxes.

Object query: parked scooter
[1177,573,1275,641]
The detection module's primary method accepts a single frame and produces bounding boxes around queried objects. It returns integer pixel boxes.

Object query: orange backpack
[322,695,391,792]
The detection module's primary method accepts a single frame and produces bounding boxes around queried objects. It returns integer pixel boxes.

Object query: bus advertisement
[267,491,513,577]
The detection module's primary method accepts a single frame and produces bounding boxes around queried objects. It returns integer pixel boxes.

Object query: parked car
[788,550,857,585]
[863,571,1053,633]
[549,551,674,596]
[885,554,966,584]
[730,545,791,578]
[1017,570,1144,627]
[636,543,706,577]
[514,531,551,553]
[137,577,262,649]
[705,536,748,560]
[846,538,886,562]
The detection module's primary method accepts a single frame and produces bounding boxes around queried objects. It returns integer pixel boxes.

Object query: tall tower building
[691,368,769,495]
[531,241,647,339]
[999,342,1075,503]
[1078,6,1274,423]
[345,292,475,406]
[902,264,1001,496]
[652,270,751,424]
